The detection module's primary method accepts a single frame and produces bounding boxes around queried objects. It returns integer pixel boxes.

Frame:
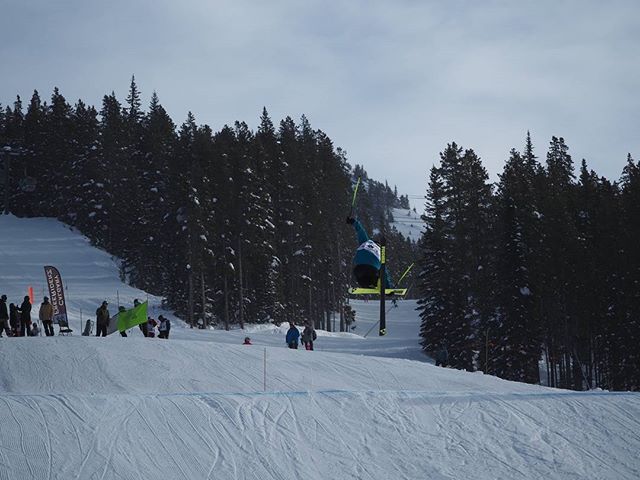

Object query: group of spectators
[93,299,171,339]
[3,293,316,349]
[0,294,56,337]
[286,321,317,350]
[1,294,173,339]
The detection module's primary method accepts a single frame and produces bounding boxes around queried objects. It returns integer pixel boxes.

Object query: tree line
[0,78,416,331]
[418,134,640,391]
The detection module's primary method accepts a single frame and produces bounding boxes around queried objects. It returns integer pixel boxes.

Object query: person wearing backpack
[301,323,317,351]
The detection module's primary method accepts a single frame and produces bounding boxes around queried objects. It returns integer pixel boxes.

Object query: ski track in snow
[1,389,639,479]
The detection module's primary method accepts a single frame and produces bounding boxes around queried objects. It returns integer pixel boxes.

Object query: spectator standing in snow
[243,336,252,345]
[0,294,9,337]
[301,323,317,350]
[96,301,110,337]
[9,303,19,336]
[435,344,448,367]
[285,322,300,349]
[39,296,54,336]
[117,306,128,337]
[158,315,170,339]
[19,296,32,337]
[147,317,157,338]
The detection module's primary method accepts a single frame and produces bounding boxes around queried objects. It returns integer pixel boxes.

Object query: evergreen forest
[418,136,640,391]
[0,79,415,334]
[2,79,639,391]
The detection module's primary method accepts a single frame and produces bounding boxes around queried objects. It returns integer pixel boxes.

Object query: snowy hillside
[391,207,423,242]
[0,214,161,328]
[1,215,640,480]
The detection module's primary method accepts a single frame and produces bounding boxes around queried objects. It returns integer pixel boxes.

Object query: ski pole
[350,177,361,217]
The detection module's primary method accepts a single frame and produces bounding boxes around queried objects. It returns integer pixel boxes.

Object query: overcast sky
[1,0,638,210]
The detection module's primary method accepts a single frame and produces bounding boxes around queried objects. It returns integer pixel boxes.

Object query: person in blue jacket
[346,217,393,289]
[285,322,300,349]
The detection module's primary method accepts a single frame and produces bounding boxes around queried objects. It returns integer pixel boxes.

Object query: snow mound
[1,337,640,479]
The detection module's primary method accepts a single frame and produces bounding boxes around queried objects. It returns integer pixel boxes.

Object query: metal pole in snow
[379,239,387,336]
[485,328,490,373]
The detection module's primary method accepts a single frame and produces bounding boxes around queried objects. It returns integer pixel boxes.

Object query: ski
[348,287,407,296]
[396,262,415,285]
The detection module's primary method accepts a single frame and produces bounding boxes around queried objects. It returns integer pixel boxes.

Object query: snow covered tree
[492,145,543,383]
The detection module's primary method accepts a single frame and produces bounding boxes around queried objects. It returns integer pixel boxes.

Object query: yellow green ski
[348,263,413,296]
[348,287,408,296]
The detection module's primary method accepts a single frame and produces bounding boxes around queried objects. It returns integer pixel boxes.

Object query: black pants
[288,342,298,349]
[139,323,148,337]
[0,319,8,337]
[96,324,107,337]
[43,320,54,336]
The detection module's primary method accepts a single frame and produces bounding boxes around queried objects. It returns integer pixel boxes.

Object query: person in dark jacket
[0,294,9,337]
[9,303,19,336]
[346,217,394,289]
[435,344,449,367]
[301,323,317,351]
[158,315,170,339]
[19,296,32,337]
[285,322,300,349]
[39,296,54,336]
[96,301,110,337]
[243,336,252,345]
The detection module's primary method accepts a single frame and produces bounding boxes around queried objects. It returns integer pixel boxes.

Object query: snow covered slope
[1,215,640,480]
[391,207,423,242]
[0,214,160,327]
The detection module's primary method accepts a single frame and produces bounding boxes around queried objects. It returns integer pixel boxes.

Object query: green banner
[116,301,148,331]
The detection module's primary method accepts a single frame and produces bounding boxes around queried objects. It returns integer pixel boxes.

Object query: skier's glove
[346,217,355,224]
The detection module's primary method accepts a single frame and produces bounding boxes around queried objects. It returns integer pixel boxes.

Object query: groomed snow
[391,207,424,242]
[1,215,640,480]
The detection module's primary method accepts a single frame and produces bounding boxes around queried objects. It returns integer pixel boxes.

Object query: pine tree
[492,147,543,383]
[65,99,100,231]
[616,154,640,389]
[418,167,451,354]
[539,136,581,388]
[418,143,493,371]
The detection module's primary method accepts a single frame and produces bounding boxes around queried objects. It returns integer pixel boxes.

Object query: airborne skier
[346,216,394,289]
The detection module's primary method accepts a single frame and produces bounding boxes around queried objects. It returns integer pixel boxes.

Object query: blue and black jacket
[351,219,394,288]
[285,326,300,345]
